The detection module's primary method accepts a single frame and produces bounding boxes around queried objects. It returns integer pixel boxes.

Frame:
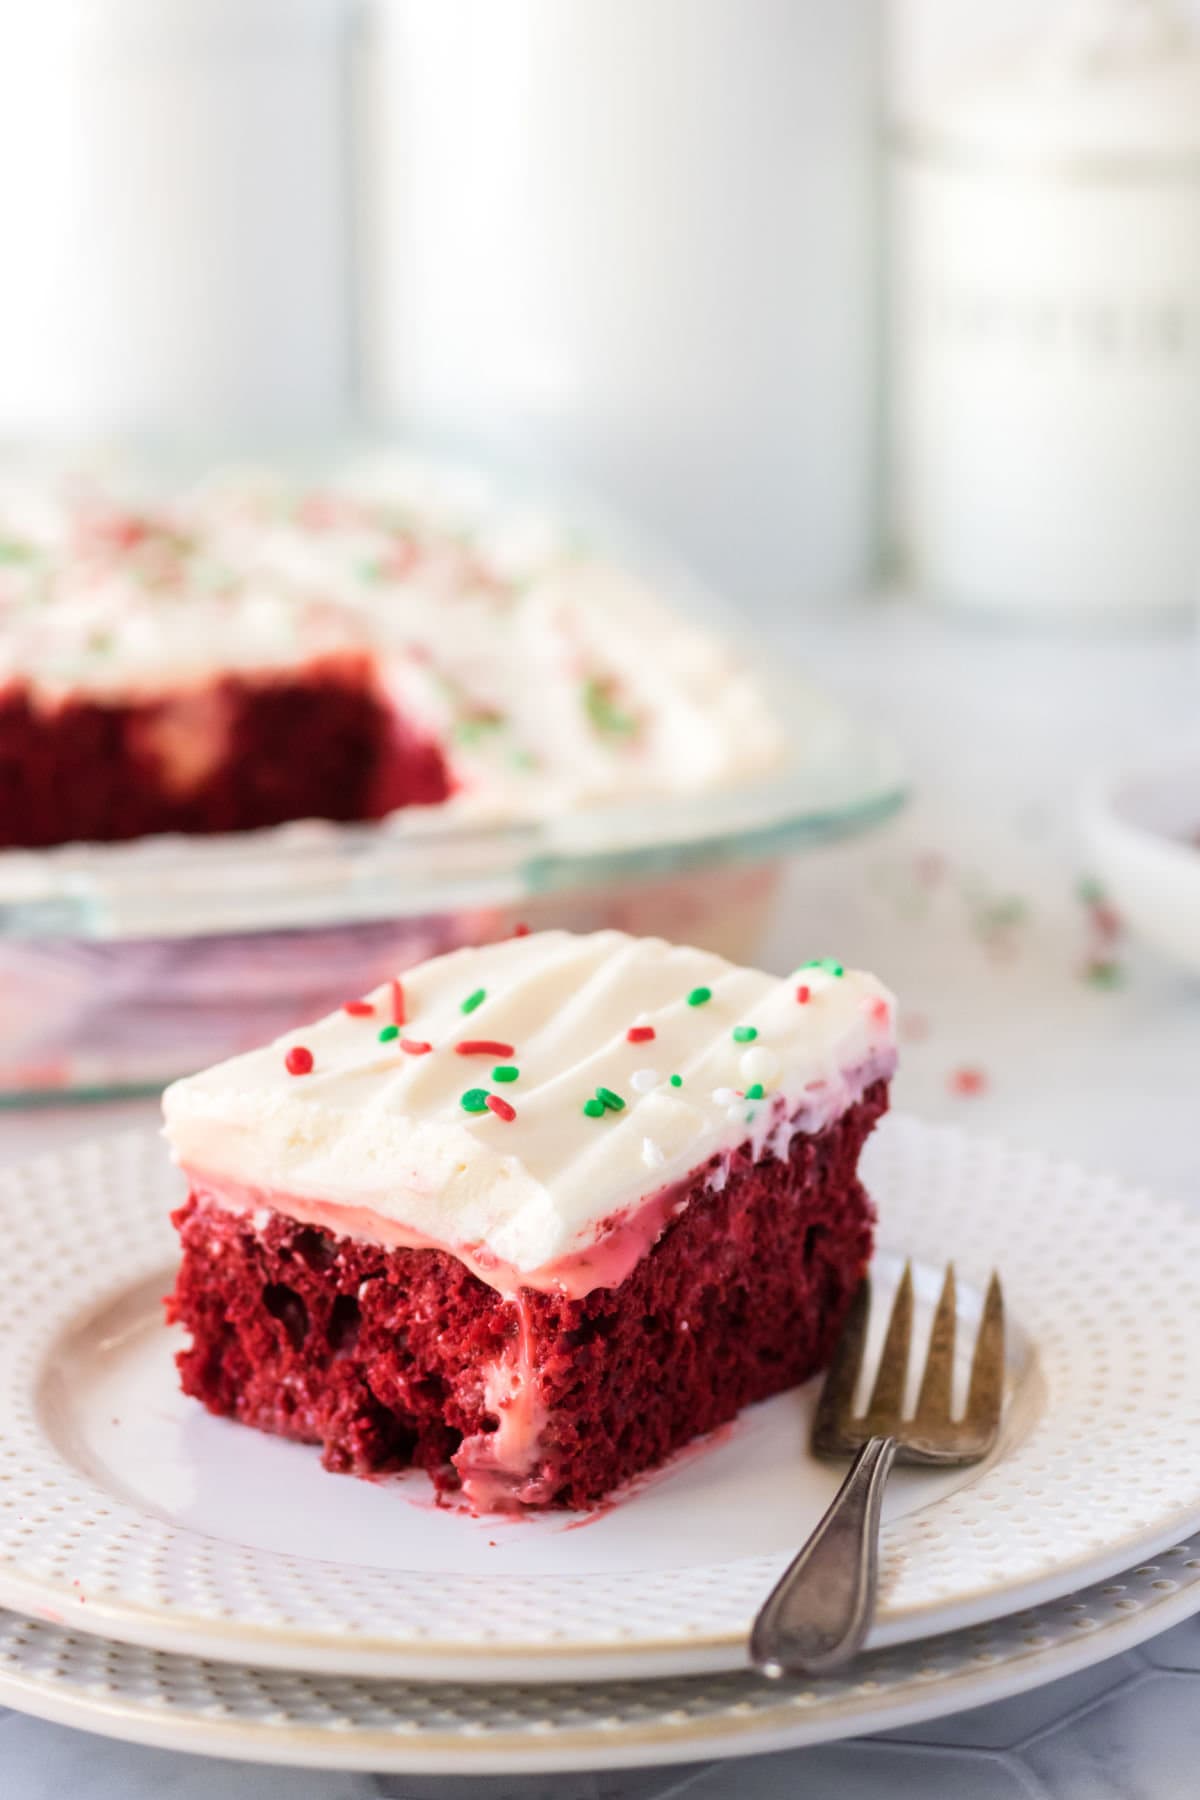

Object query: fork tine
[812,1277,871,1444]
[964,1271,1005,1438]
[865,1261,913,1423]
[914,1263,957,1424]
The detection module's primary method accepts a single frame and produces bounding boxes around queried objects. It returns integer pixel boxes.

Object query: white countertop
[2,601,1198,1797]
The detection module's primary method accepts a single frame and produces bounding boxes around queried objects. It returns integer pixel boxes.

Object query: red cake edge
[0,655,452,849]
[166,1078,888,1513]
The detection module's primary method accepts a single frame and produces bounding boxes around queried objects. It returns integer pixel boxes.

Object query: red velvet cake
[0,465,784,849]
[163,929,895,1511]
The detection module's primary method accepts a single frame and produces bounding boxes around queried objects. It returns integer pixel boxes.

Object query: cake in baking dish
[162,928,894,1512]
[0,464,784,849]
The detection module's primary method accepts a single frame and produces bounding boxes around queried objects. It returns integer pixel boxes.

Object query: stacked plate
[1,1115,1199,1776]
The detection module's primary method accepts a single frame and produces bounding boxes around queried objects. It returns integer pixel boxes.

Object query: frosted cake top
[163,928,896,1292]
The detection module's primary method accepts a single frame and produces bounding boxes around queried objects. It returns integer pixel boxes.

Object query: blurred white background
[2,0,1200,622]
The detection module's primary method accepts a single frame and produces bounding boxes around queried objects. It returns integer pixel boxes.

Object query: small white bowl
[1083,748,1200,976]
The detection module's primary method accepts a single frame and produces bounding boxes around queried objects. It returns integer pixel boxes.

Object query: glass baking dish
[0,677,904,1099]
[0,449,905,1097]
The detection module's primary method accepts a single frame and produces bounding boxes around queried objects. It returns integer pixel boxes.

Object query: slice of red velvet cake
[162,929,895,1512]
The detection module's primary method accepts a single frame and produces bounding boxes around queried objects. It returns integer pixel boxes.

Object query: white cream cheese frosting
[0,461,786,821]
[162,929,896,1293]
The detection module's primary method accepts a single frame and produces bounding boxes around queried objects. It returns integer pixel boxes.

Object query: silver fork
[750,1262,1005,1678]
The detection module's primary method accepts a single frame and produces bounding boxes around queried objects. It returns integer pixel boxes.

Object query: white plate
[0,1544,1199,1775]
[1,1118,1198,1683]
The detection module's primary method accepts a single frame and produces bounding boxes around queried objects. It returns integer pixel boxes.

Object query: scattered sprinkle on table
[686,986,712,1007]
[343,999,374,1017]
[461,988,487,1014]
[949,1066,987,1097]
[455,1039,515,1058]
[284,1046,314,1076]
[627,1025,656,1043]
[460,1088,490,1112]
[732,1025,757,1042]
[485,1094,516,1122]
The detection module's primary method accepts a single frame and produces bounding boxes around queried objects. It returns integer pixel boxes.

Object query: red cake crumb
[0,656,451,850]
[166,1081,887,1512]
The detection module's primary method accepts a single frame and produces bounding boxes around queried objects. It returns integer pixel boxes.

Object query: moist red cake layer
[167,1080,887,1511]
[0,657,451,849]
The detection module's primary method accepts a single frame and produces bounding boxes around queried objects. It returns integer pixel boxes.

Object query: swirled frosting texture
[162,929,896,1289]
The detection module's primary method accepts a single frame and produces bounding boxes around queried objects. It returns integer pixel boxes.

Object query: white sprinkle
[711,1085,736,1106]
[740,1046,780,1087]
[642,1136,665,1168]
[631,1067,660,1093]
[252,1209,271,1232]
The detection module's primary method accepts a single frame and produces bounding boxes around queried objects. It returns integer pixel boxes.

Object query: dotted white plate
[1,1118,1198,1684]
[1,1547,1199,1774]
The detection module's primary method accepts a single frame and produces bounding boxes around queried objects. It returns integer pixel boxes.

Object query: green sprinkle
[583,1097,606,1118]
[595,1085,625,1112]
[669,1073,682,1087]
[461,988,486,1014]
[452,713,505,748]
[732,1026,757,1043]
[378,1024,399,1043]
[461,1088,490,1113]
[1084,958,1123,989]
[582,675,639,739]
[492,1065,520,1083]
[686,986,712,1007]
[1077,875,1106,906]
[745,1082,765,1100]
[800,958,844,977]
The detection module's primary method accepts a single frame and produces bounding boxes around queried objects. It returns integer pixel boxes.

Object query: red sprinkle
[456,1039,515,1057]
[485,1094,516,1122]
[796,985,811,1004]
[870,998,890,1026]
[399,1038,433,1055]
[343,999,374,1017]
[627,1025,656,1043]
[284,1046,314,1076]
[512,921,531,937]
[390,979,406,1026]
[949,1066,987,1097]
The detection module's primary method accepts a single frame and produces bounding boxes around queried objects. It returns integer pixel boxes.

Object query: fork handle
[749,1435,897,1677]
